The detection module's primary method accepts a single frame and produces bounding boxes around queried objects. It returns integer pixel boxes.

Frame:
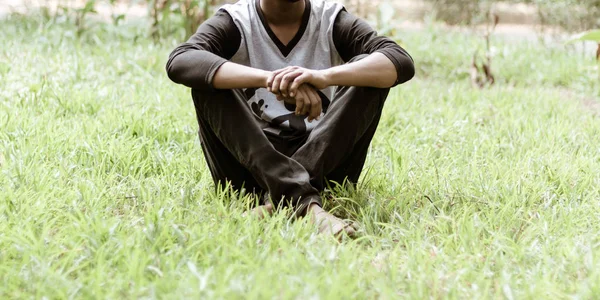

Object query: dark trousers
[191,76,389,217]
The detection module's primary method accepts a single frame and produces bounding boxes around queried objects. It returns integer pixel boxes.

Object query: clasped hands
[266,66,330,122]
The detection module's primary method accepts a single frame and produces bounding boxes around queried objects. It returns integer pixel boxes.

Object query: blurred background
[1,0,598,41]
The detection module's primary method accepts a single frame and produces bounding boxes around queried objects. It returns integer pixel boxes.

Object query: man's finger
[290,74,310,97]
[312,89,323,122]
[299,89,311,116]
[295,89,306,115]
[278,70,303,98]
[278,71,295,97]
[300,89,311,116]
[306,88,316,122]
[307,87,322,122]
[284,97,296,105]
[267,68,287,91]
[271,68,295,95]
[271,74,282,95]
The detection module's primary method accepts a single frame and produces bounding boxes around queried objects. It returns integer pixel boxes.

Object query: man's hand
[275,84,322,122]
[267,66,330,99]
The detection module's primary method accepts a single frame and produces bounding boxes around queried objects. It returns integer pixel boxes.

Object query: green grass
[2,15,600,298]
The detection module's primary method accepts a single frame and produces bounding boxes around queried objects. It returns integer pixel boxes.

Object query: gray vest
[221,0,345,136]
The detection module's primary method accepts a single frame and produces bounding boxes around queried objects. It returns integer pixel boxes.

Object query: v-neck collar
[255,0,311,57]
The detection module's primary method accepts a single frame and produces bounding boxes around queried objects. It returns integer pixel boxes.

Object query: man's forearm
[324,52,398,88]
[213,62,270,89]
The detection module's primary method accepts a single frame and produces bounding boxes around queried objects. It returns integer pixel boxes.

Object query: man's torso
[221,0,345,137]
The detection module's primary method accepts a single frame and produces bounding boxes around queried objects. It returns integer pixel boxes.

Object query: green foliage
[149,0,215,41]
[568,29,600,43]
[426,0,494,25]
[59,0,98,35]
[375,1,399,38]
[567,29,600,81]
[8,0,600,39]
[424,0,600,31]
[533,0,600,32]
[35,0,218,41]
[2,16,600,298]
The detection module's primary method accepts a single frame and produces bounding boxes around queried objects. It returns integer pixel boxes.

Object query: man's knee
[191,88,223,104]
[333,84,390,109]
[191,88,208,112]
[191,88,237,117]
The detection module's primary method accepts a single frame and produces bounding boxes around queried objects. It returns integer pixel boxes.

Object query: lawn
[1,15,600,298]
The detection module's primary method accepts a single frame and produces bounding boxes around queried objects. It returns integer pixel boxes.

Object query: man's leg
[319,107,383,190]
[191,88,320,216]
[292,80,390,197]
[197,118,264,198]
[290,56,390,237]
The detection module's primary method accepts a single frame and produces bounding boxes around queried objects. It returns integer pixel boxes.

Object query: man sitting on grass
[166,0,414,237]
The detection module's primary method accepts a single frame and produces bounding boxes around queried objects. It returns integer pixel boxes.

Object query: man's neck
[259,0,306,26]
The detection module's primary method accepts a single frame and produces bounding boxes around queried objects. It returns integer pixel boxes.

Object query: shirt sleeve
[332,9,415,86]
[165,9,242,90]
